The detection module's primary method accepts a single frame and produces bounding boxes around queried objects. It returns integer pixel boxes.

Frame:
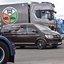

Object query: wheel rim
[0,47,5,63]
[37,40,43,49]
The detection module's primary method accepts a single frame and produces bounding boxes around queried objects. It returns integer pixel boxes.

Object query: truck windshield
[41,11,50,19]
[34,24,51,31]
[35,10,55,20]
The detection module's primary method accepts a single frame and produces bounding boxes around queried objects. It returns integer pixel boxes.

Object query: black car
[1,23,62,49]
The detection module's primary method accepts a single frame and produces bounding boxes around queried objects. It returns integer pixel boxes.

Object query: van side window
[27,25,37,34]
[1,26,14,33]
[17,25,27,34]
[6,25,21,33]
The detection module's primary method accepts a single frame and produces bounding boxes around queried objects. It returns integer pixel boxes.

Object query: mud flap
[8,55,15,63]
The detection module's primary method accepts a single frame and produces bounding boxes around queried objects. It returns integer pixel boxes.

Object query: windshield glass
[41,11,50,19]
[34,24,51,31]
[35,10,55,20]
[51,12,55,20]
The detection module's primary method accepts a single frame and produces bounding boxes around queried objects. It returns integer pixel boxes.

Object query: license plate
[58,42,62,45]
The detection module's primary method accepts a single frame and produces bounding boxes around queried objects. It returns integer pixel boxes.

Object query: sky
[0,0,64,19]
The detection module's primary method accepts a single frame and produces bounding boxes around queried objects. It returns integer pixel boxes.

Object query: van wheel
[0,41,9,64]
[37,39,46,49]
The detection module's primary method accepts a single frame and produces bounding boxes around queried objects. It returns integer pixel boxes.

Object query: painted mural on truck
[0,7,18,25]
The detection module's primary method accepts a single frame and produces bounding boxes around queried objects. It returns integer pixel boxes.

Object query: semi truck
[0,36,15,64]
[0,2,56,29]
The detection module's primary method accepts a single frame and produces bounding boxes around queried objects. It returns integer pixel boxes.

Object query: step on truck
[0,35,15,64]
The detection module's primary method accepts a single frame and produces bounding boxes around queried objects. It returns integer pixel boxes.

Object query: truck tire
[0,41,9,64]
[37,39,46,49]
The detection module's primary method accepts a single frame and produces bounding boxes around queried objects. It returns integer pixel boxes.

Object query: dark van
[1,23,62,49]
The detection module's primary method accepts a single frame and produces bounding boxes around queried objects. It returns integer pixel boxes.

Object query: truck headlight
[45,35,53,39]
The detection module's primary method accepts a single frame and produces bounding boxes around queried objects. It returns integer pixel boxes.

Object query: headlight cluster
[45,35,53,39]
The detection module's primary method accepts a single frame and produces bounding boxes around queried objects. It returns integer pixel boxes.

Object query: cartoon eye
[3,17,8,20]
[10,17,15,19]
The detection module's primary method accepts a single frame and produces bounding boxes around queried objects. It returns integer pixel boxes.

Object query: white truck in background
[0,2,56,28]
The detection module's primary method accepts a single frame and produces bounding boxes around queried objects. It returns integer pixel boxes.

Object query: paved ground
[7,40,64,64]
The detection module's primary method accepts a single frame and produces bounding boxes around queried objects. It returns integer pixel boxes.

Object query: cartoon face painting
[2,7,18,24]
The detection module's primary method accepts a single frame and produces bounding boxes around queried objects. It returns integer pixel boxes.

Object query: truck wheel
[0,41,9,64]
[37,39,46,49]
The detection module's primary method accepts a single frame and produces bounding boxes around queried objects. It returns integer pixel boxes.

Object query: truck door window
[35,10,41,18]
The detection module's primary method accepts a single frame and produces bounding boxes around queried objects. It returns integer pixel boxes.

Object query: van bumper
[46,39,62,46]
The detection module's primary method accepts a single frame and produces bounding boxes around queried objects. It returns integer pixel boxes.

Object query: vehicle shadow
[16,45,64,50]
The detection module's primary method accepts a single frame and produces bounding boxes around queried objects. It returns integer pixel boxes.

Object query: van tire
[37,39,46,49]
[0,41,9,64]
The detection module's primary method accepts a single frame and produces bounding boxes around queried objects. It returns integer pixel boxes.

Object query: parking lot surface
[8,40,64,64]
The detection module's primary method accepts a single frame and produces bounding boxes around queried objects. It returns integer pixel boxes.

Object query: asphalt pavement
[7,40,64,64]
